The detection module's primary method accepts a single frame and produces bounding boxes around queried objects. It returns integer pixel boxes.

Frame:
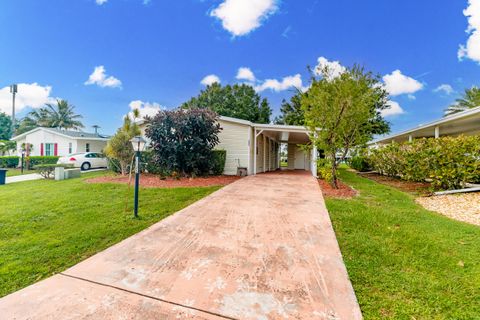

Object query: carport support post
[253,129,264,175]
[435,126,440,138]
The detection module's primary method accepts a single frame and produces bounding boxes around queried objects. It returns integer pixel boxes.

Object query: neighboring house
[11,127,109,157]
[369,106,480,145]
[139,116,318,177]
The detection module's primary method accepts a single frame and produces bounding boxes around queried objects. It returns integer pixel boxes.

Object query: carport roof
[369,106,480,145]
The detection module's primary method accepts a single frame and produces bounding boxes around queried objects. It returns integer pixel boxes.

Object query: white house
[12,127,109,157]
[369,106,480,145]
[139,116,317,177]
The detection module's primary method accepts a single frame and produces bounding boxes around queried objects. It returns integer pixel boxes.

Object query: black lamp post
[130,136,146,218]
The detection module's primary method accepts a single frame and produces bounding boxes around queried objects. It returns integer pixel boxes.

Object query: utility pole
[10,84,18,136]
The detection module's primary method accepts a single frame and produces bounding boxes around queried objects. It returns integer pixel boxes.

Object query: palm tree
[44,99,84,130]
[445,86,480,116]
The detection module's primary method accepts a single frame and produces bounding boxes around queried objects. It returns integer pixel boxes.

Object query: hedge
[0,156,19,168]
[368,135,480,190]
[27,156,60,166]
[349,156,372,172]
[211,149,227,175]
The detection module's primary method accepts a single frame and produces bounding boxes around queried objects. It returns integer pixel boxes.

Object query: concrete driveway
[0,171,362,319]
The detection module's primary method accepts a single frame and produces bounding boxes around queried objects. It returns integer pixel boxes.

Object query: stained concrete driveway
[0,171,362,319]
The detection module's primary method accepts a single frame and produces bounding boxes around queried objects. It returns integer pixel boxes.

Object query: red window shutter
[54,143,58,156]
[40,143,44,156]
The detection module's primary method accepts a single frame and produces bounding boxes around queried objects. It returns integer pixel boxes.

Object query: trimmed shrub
[27,156,60,167]
[349,156,372,172]
[34,164,72,179]
[0,156,19,168]
[368,135,480,190]
[211,149,227,175]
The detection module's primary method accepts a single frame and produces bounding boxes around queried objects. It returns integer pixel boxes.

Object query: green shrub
[349,156,371,172]
[0,156,19,168]
[34,164,72,179]
[27,156,59,167]
[211,149,226,175]
[317,158,334,184]
[368,136,480,190]
[107,157,122,174]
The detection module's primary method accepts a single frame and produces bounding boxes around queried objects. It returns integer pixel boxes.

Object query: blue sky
[1,0,479,135]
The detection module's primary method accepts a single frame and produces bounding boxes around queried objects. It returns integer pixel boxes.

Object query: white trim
[370,105,480,144]
[12,127,109,142]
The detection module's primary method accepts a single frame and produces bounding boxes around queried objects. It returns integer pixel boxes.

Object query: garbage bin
[0,169,7,185]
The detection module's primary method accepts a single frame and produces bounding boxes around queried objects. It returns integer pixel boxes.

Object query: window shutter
[54,143,58,156]
[40,143,44,156]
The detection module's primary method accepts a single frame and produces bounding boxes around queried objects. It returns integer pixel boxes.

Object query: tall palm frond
[445,86,480,116]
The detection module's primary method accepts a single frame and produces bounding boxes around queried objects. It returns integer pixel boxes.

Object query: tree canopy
[302,65,390,188]
[274,93,304,126]
[445,86,480,116]
[0,113,12,140]
[181,83,272,124]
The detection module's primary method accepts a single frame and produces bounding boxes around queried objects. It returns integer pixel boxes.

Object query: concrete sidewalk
[5,168,106,184]
[0,171,362,319]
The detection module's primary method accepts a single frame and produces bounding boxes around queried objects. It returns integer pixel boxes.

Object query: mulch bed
[318,179,357,198]
[86,174,242,188]
[358,172,432,196]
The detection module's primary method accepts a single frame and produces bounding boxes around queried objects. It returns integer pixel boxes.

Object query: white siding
[15,129,107,156]
[217,119,251,175]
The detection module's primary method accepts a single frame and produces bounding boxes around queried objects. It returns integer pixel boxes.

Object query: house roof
[369,106,480,145]
[12,127,110,141]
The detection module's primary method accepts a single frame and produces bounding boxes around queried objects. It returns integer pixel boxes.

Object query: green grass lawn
[0,172,220,297]
[2,168,36,177]
[327,169,480,319]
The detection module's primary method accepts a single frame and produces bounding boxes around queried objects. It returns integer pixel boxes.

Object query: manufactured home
[139,116,318,177]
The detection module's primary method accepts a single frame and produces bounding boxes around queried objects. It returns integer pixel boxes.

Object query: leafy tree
[182,83,272,123]
[445,86,480,116]
[0,113,12,139]
[104,110,141,175]
[145,108,221,176]
[302,65,390,188]
[274,93,304,125]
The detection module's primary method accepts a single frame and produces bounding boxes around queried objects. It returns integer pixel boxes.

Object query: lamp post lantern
[10,84,18,135]
[130,136,146,218]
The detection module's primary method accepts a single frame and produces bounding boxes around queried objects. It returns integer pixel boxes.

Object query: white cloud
[84,66,122,88]
[381,100,404,117]
[458,0,480,63]
[200,74,221,86]
[434,84,454,95]
[0,83,56,115]
[236,67,256,82]
[314,56,346,80]
[128,100,163,119]
[382,70,423,96]
[255,74,306,92]
[96,0,108,5]
[210,0,278,36]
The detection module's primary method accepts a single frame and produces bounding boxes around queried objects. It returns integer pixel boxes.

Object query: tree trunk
[330,152,338,189]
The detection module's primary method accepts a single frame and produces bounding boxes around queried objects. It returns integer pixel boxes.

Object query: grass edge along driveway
[327,169,480,320]
[0,172,220,297]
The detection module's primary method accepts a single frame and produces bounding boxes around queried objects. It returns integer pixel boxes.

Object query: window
[85,143,90,152]
[45,143,55,156]
[68,143,72,154]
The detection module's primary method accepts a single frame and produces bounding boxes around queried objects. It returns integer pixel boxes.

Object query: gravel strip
[416,192,480,226]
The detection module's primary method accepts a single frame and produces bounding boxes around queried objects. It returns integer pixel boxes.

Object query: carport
[252,123,317,177]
